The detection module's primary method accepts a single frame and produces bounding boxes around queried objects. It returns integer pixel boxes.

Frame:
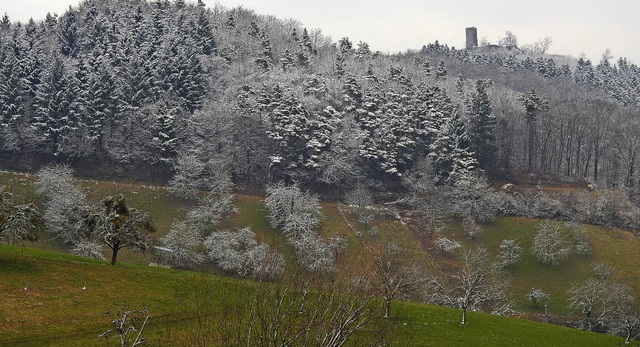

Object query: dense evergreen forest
[1,0,640,192]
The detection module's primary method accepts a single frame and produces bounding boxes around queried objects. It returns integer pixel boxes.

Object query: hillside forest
[3,0,640,345]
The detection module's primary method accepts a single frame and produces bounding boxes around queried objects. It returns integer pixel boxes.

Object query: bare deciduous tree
[173,274,396,346]
[344,185,376,233]
[428,246,514,325]
[99,308,150,347]
[0,185,42,244]
[204,227,284,280]
[531,221,571,267]
[528,288,550,307]
[368,242,427,318]
[434,237,462,254]
[498,239,522,268]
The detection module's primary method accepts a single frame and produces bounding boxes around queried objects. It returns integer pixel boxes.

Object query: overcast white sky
[3,0,640,64]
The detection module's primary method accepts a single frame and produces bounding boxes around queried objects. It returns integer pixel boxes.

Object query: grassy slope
[447,217,640,316]
[1,171,640,343]
[0,245,623,346]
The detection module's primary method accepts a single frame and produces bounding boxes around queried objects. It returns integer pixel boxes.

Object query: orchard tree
[161,221,204,268]
[265,182,322,238]
[344,185,376,233]
[35,165,89,243]
[447,174,498,223]
[94,195,155,265]
[204,227,284,280]
[369,241,426,318]
[0,186,42,244]
[498,239,522,268]
[531,221,571,267]
[265,183,333,271]
[528,288,550,307]
[428,246,514,324]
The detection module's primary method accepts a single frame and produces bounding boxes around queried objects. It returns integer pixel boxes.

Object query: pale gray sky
[3,0,640,64]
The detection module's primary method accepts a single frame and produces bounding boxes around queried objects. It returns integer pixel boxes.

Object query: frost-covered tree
[168,153,208,199]
[434,237,462,254]
[204,227,284,280]
[265,182,322,238]
[435,61,447,80]
[58,7,79,57]
[447,174,498,223]
[517,90,548,172]
[0,186,42,244]
[370,241,426,318]
[186,169,236,231]
[161,221,205,268]
[467,79,496,174]
[528,288,550,307]
[428,246,514,324]
[531,221,571,267]
[265,182,333,271]
[33,55,75,155]
[429,111,478,185]
[36,165,89,243]
[498,239,522,268]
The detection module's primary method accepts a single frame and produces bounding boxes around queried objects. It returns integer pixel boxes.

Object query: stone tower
[466,27,478,50]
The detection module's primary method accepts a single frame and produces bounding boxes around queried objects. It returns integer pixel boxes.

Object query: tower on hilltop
[466,27,478,50]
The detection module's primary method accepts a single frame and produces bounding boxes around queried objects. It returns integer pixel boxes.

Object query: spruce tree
[33,55,75,155]
[0,56,24,126]
[58,7,79,57]
[467,80,497,175]
[429,111,478,185]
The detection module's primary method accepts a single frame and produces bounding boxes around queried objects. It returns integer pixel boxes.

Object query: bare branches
[531,221,571,267]
[0,185,42,244]
[99,309,150,347]
[428,246,514,324]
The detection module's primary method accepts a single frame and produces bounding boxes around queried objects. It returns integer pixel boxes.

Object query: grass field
[0,245,626,346]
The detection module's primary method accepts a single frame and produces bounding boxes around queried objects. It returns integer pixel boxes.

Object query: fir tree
[301,28,313,53]
[280,49,294,71]
[467,80,497,175]
[58,7,79,57]
[435,61,447,80]
[195,8,216,55]
[0,56,24,126]
[429,111,478,185]
[33,55,75,155]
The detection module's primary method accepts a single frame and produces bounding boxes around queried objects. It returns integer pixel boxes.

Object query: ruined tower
[466,27,478,50]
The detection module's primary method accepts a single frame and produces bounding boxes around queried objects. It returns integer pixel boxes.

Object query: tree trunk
[384,298,392,318]
[461,307,467,325]
[111,246,120,265]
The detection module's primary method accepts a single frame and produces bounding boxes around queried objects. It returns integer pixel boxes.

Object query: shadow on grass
[0,257,36,273]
